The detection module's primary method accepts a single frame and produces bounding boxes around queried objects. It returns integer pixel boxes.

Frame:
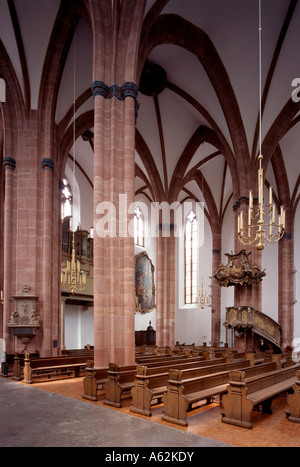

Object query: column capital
[3,157,16,170]
[42,158,54,171]
[282,232,293,240]
[233,196,258,212]
[91,81,139,122]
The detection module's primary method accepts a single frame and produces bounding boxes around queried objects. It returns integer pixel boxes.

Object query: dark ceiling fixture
[139,61,167,97]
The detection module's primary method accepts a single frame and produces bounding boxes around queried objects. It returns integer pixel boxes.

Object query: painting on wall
[135,251,156,314]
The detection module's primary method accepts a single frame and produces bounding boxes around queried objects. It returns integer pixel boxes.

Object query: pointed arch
[139,13,250,185]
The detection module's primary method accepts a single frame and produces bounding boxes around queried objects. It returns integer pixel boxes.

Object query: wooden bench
[61,348,94,357]
[130,357,254,417]
[82,361,137,401]
[221,363,300,429]
[82,355,215,402]
[286,370,300,423]
[12,352,42,380]
[135,353,194,364]
[23,354,89,384]
[103,355,220,407]
[0,352,39,378]
[161,360,278,427]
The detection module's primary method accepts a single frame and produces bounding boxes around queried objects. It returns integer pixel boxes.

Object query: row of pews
[2,344,300,429]
[1,347,94,383]
[83,346,300,429]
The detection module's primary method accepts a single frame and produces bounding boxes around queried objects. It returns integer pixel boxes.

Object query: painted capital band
[233,196,259,213]
[91,81,139,122]
[42,158,55,171]
[3,157,16,170]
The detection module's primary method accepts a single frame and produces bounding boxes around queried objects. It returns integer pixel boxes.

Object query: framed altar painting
[135,251,156,314]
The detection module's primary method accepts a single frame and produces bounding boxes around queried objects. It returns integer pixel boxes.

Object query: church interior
[1,0,300,448]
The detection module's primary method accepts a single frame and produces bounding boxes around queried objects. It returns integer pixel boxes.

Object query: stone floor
[2,374,300,448]
[0,378,232,448]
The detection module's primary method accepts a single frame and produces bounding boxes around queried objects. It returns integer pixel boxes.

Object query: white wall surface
[175,210,212,345]
[65,304,94,349]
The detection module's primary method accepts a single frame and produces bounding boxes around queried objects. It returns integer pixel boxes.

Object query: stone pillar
[60,297,67,349]
[211,246,222,345]
[2,157,15,353]
[42,158,56,356]
[278,231,294,348]
[156,221,176,347]
[93,82,138,368]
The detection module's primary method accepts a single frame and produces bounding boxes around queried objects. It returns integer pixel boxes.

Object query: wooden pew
[82,355,215,402]
[12,353,41,380]
[103,354,234,408]
[82,361,137,401]
[23,354,89,384]
[161,361,278,427]
[286,370,300,423]
[130,357,254,417]
[105,354,252,409]
[221,364,300,429]
[61,348,94,357]
[135,353,190,364]
[103,355,218,408]
[0,353,39,378]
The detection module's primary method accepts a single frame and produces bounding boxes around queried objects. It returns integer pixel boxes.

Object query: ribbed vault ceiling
[0,0,299,225]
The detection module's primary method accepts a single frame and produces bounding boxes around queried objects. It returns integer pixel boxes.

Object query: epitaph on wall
[8,285,40,346]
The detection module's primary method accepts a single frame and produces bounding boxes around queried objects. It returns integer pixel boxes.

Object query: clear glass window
[61,178,72,220]
[134,206,144,247]
[185,211,198,304]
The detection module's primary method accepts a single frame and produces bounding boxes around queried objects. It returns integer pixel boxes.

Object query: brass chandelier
[61,241,87,295]
[198,277,211,309]
[238,0,285,251]
[238,156,285,251]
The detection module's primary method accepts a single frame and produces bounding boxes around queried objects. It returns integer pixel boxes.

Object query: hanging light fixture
[61,21,87,295]
[238,0,285,251]
[197,146,212,309]
[198,277,211,310]
[61,240,87,295]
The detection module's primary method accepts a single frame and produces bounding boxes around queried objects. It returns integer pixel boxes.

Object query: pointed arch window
[185,210,198,305]
[134,206,144,247]
[61,178,72,220]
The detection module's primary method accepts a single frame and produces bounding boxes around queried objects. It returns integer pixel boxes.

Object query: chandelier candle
[238,155,285,251]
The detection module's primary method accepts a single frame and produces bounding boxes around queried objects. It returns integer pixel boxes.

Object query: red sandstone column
[93,84,137,368]
[211,241,222,345]
[42,158,55,356]
[278,225,294,348]
[156,216,176,348]
[90,0,146,367]
[2,157,15,353]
